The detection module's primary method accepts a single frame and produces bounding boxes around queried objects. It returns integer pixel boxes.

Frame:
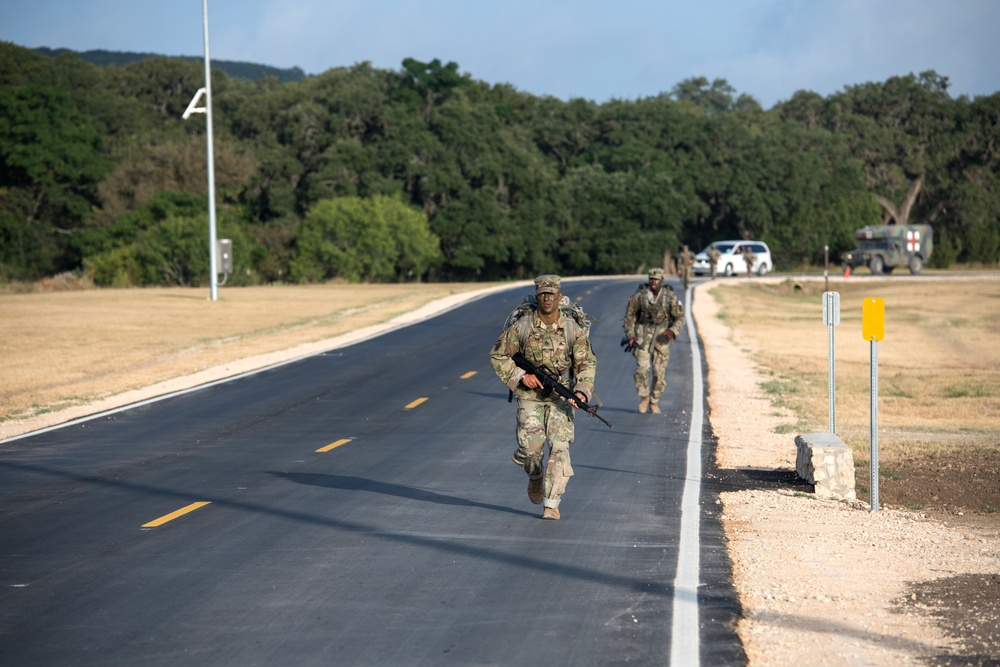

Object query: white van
[692,240,773,277]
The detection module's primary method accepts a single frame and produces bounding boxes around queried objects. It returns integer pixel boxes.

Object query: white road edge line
[670,284,703,666]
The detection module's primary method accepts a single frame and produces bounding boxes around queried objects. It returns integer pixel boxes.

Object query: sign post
[862,297,885,512]
[822,291,840,433]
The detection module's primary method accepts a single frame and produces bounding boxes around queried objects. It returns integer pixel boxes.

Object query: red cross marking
[907,230,921,252]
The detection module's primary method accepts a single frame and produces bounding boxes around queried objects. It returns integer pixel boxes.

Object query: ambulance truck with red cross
[841,223,934,275]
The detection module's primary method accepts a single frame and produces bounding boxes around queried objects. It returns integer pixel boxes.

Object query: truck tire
[908,255,923,275]
[724,263,735,277]
[869,255,884,275]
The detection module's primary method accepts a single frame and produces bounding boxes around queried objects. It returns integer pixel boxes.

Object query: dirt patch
[862,449,1000,523]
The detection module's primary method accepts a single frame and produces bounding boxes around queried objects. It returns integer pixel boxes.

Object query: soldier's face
[537,290,560,316]
[650,277,662,289]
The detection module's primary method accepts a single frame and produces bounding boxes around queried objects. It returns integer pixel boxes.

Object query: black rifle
[511,352,613,428]
[620,335,637,353]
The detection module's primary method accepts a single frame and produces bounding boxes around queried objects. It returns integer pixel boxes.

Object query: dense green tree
[0,82,110,278]
[2,40,999,284]
[289,194,441,282]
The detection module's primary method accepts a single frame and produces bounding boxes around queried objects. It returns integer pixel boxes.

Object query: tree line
[1,41,998,286]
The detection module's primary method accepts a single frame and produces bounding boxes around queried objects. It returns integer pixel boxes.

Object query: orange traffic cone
[844,266,851,278]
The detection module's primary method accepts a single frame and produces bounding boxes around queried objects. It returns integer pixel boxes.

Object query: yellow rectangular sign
[862,297,885,341]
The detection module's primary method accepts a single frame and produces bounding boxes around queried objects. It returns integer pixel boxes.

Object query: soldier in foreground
[489,275,597,520]
[623,268,685,414]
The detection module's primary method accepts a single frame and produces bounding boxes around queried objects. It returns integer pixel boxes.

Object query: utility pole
[182,0,219,301]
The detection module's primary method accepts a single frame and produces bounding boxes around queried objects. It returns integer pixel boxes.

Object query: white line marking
[670,284,703,666]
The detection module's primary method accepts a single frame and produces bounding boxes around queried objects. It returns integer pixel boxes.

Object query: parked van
[692,240,773,277]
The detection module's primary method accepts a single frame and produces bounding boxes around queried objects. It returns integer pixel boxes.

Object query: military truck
[841,223,933,275]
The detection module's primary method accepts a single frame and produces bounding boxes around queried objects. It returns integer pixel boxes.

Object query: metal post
[201,0,219,301]
[822,291,840,434]
[828,302,836,433]
[824,245,829,294]
[870,340,879,512]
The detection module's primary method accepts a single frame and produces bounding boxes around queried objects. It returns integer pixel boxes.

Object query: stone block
[795,432,857,501]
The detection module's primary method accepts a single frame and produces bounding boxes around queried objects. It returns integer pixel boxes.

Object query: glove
[664,330,676,341]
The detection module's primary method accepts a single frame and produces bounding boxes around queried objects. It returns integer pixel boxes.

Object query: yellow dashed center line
[405,397,429,409]
[142,501,211,528]
[460,371,477,379]
[316,438,353,453]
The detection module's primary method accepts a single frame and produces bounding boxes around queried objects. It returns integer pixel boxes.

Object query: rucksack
[502,293,595,348]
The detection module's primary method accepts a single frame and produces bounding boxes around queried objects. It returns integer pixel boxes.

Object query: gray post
[869,340,879,512]
[822,291,840,433]
[823,245,829,294]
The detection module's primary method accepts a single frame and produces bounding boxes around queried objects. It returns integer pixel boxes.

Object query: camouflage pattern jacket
[490,309,596,403]
[623,284,685,341]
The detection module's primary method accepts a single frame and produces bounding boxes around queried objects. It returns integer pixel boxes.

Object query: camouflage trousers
[511,399,575,509]
[633,327,673,401]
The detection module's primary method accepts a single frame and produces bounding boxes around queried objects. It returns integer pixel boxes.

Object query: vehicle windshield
[703,242,736,254]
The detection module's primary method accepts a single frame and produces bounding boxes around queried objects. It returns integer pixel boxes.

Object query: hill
[33,46,306,83]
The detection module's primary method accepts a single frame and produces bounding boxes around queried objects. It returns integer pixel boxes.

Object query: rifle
[510,352,613,429]
[620,335,637,353]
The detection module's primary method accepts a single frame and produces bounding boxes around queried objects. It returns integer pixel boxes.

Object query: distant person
[622,268,685,414]
[743,245,757,277]
[708,243,721,279]
[489,275,597,520]
[677,245,694,289]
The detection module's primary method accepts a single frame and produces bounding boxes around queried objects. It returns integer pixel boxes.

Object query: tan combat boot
[542,507,560,520]
[649,402,660,414]
[638,397,649,414]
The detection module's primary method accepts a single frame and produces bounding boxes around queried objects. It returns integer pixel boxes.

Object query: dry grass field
[0,281,498,437]
[710,274,1000,519]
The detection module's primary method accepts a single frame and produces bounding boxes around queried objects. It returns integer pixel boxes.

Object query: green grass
[943,383,995,399]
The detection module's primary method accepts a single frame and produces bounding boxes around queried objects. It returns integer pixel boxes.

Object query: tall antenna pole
[202,0,219,301]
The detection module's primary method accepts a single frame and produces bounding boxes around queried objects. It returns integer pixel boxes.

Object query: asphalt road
[0,277,744,666]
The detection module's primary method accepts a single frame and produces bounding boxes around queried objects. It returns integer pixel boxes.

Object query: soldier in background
[490,275,597,521]
[622,268,685,415]
[743,245,757,277]
[677,245,694,289]
[708,243,721,279]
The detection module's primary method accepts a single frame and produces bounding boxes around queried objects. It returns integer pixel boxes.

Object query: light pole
[182,0,219,301]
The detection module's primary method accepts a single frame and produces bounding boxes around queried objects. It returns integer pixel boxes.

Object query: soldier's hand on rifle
[521,373,543,390]
[569,391,587,410]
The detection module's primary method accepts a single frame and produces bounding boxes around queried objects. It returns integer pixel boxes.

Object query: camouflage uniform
[708,245,721,279]
[743,247,757,277]
[677,245,695,289]
[490,275,597,515]
[623,268,685,411]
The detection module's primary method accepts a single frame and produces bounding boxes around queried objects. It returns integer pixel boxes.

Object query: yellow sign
[862,297,885,341]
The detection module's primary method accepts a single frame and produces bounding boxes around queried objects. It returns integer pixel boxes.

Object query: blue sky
[4,0,998,109]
